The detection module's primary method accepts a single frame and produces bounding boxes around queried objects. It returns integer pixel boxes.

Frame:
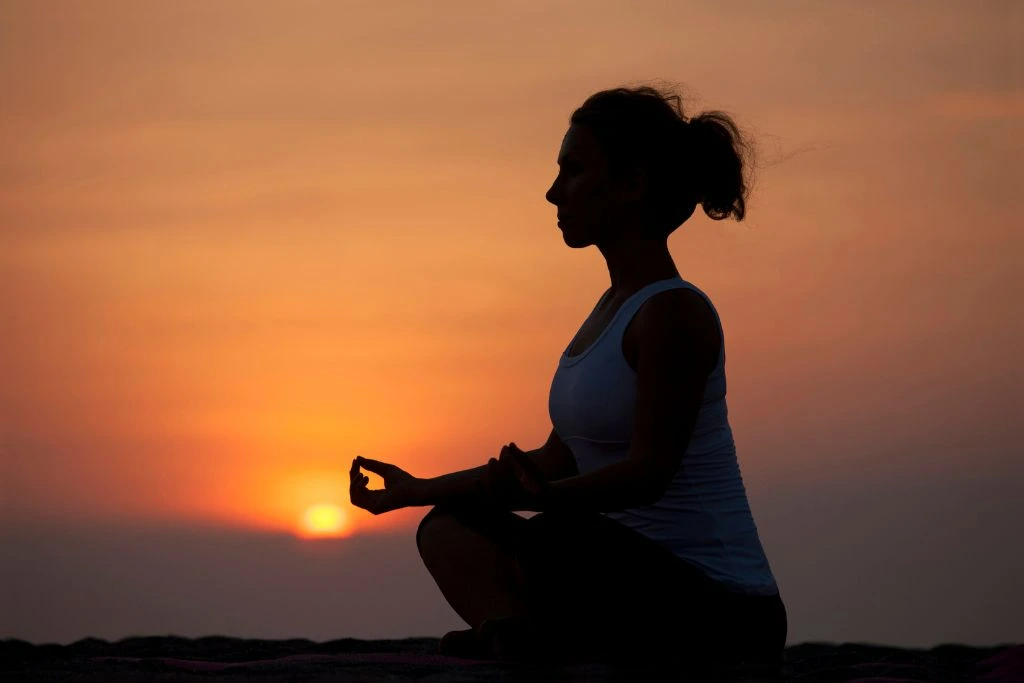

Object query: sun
[299,502,348,538]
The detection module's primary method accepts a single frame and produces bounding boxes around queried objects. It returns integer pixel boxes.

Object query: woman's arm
[352,457,501,514]
[414,461,494,507]
[351,430,579,514]
[539,288,720,513]
[416,429,577,508]
[545,458,661,512]
[529,427,580,481]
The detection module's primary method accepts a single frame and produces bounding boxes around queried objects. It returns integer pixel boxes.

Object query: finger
[349,479,365,505]
[511,449,542,477]
[509,448,530,469]
[354,490,382,514]
[350,457,361,478]
[508,452,528,481]
[497,453,516,481]
[355,456,395,476]
[350,473,368,498]
[510,451,543,490]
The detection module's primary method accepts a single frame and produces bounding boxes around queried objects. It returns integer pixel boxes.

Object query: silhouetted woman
[349,84,787,674]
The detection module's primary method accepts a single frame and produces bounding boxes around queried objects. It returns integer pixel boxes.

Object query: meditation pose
[349,84,787,672]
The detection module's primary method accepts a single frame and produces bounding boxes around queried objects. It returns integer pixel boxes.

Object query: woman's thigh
[514,511,784,662]
[516,512,694,605]
[416,505,786,663]
[416,501,531,559]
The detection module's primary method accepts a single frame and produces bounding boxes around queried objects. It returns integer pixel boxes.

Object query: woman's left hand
[349,456,422,515]
[484,442,550,510]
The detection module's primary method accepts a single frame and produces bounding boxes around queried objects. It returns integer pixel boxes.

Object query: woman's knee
[416,506,453,559]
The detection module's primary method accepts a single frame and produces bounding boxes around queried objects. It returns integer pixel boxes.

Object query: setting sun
[300,503,347,538]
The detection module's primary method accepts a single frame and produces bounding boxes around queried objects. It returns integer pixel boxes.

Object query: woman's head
[545,85,752,246]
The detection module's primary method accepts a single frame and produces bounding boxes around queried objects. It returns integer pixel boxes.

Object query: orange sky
[1,1,1020,546]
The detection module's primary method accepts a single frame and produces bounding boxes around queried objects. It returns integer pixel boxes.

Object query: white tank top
[548,276,779,595]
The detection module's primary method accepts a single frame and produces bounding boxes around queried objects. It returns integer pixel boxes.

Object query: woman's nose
[545,181,559,205]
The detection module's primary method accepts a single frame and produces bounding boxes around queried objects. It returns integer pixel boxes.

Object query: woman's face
[545,124,634,248]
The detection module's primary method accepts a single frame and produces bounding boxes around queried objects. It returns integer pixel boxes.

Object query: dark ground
[2,636,1021,682]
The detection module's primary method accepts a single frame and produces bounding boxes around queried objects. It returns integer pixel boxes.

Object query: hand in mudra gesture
[349,456,421,515]
[482,442,550,510]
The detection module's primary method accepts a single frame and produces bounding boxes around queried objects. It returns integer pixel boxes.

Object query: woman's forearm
[415,446,549,508]
[546,459,659,513]
[415,463,491,507]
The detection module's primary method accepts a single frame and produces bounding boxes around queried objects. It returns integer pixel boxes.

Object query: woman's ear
[617,164,648,205]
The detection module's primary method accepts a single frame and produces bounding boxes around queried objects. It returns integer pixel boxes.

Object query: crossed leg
[416,504,787,670]
[416,505,530,630]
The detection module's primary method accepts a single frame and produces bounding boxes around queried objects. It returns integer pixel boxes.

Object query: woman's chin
[561,232,591,248]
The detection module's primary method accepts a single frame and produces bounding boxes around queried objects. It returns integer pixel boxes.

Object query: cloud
[935,90,1024,120]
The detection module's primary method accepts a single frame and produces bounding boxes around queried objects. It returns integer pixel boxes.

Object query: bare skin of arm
[416,428,577,505]
[350,289,716,516]
[544,288,719,512]
[349,428,579,514]
[488,288,720,514]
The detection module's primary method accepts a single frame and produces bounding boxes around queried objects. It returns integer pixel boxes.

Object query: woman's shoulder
[641,284,719,332]
[630,285,721,370]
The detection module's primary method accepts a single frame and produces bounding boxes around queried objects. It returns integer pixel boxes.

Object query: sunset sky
[2,1,1021,647]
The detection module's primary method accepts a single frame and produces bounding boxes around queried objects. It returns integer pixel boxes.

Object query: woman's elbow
[626,450,678,503]
[634,475,669,506]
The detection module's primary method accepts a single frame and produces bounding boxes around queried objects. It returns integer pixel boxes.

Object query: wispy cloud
[935,90,1024,120]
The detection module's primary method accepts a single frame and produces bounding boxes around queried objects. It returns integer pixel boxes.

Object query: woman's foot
[477,615,552,664]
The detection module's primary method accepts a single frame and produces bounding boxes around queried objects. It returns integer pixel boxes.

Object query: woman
[349,85,786,673]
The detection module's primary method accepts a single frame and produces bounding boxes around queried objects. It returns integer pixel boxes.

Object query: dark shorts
[417,502,787,667]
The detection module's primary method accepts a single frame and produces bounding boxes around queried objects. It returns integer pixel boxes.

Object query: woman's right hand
[480,442,549,510]
[349,456,422,515]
